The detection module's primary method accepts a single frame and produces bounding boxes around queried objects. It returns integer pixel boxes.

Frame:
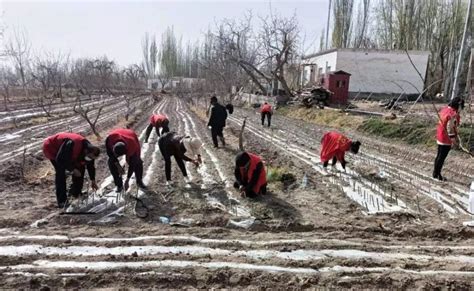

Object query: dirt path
[0,97,472,289]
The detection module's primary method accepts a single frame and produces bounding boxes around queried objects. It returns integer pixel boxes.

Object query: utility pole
[451,0,472,100]
[325,0,332,50]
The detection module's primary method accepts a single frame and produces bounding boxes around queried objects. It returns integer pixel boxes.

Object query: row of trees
[141,1,469,99]
[0,29,146,110]
[142,10,301,97]
[330,0,471,96]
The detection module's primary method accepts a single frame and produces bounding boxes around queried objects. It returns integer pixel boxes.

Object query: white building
[147,77,204,90]
[301,48,430,96]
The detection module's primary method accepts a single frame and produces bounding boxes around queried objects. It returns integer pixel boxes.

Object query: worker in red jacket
[320,131,361,170]
[433,97,463,181]
[105,128,146,192]
[260,102,273,127]
[233,151,267,198]
[144,114,170,143]
[43,132,100,208]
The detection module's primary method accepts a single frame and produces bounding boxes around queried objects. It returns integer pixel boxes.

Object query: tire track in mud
[231,109,471,218]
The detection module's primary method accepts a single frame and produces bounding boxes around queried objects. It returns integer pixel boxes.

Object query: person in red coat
[433,97,463,181]
[105,128,146,192]
[233,151,267,198]
[260,102,273,127]
[43,132,100,208]
[144,114,170,142]
[320,131,361,170]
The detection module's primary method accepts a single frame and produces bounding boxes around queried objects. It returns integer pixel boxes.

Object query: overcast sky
[2,0,329,66]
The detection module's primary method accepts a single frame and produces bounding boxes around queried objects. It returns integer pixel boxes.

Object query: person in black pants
[433,97,463,181]
[158,132,202,184]
[43,133,100,208]
[144,114,170,143]
[433,145,451,181]
[207,96,228,147]
[105,128,146,192]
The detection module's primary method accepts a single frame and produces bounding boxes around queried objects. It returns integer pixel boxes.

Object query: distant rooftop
[302,48,430,60]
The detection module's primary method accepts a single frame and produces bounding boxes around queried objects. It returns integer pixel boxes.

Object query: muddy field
[0,96,473,289]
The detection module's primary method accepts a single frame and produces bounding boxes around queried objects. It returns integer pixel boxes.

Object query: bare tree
[31,51,68,115]
[259,12,300,96]
[122,94,133,121]
[0,66,16,111]
[92,56,115,93]
[73,98,104,139]
[4,28,31,99]
[70,58,95,96]
[141,33,158,88]
[352,0,370,48]
[123,64,145,90]
[158,27,179,90]
[331,0,354,48]
[211,14,271,94]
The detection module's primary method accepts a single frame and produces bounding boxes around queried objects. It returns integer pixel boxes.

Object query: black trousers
[51,160,85,208]
[261,112,272,127]
[433,144,451,179]
[323,157,338,167]
[108,154,144,188]
[158,143,187,181]
[211,126,224,147]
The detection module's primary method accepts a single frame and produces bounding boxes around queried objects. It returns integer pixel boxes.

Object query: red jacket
[240,153,267,194]
[106,128,141,158]
[320,131,352,163]
[43,132,85,161]
[436,106,460,145]
[150,114,168,127]
[261,104,272,113]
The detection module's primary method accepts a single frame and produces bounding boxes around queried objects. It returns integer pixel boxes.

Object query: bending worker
[158,131,202,185]
[233,151,267,198]
[208,95,228,148]
[433,97,463,181]
[320,131,361,170]
[105,128,146,192]
[261,102,273,127]
[43,132,100,208]
[145,113,170,142]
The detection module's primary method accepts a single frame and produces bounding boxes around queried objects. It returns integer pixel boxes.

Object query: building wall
[336,50,429,95]
[302,51,338,85]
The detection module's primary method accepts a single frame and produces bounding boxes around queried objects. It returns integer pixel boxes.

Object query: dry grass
[190,105,208,120]
[278,106,364,129]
